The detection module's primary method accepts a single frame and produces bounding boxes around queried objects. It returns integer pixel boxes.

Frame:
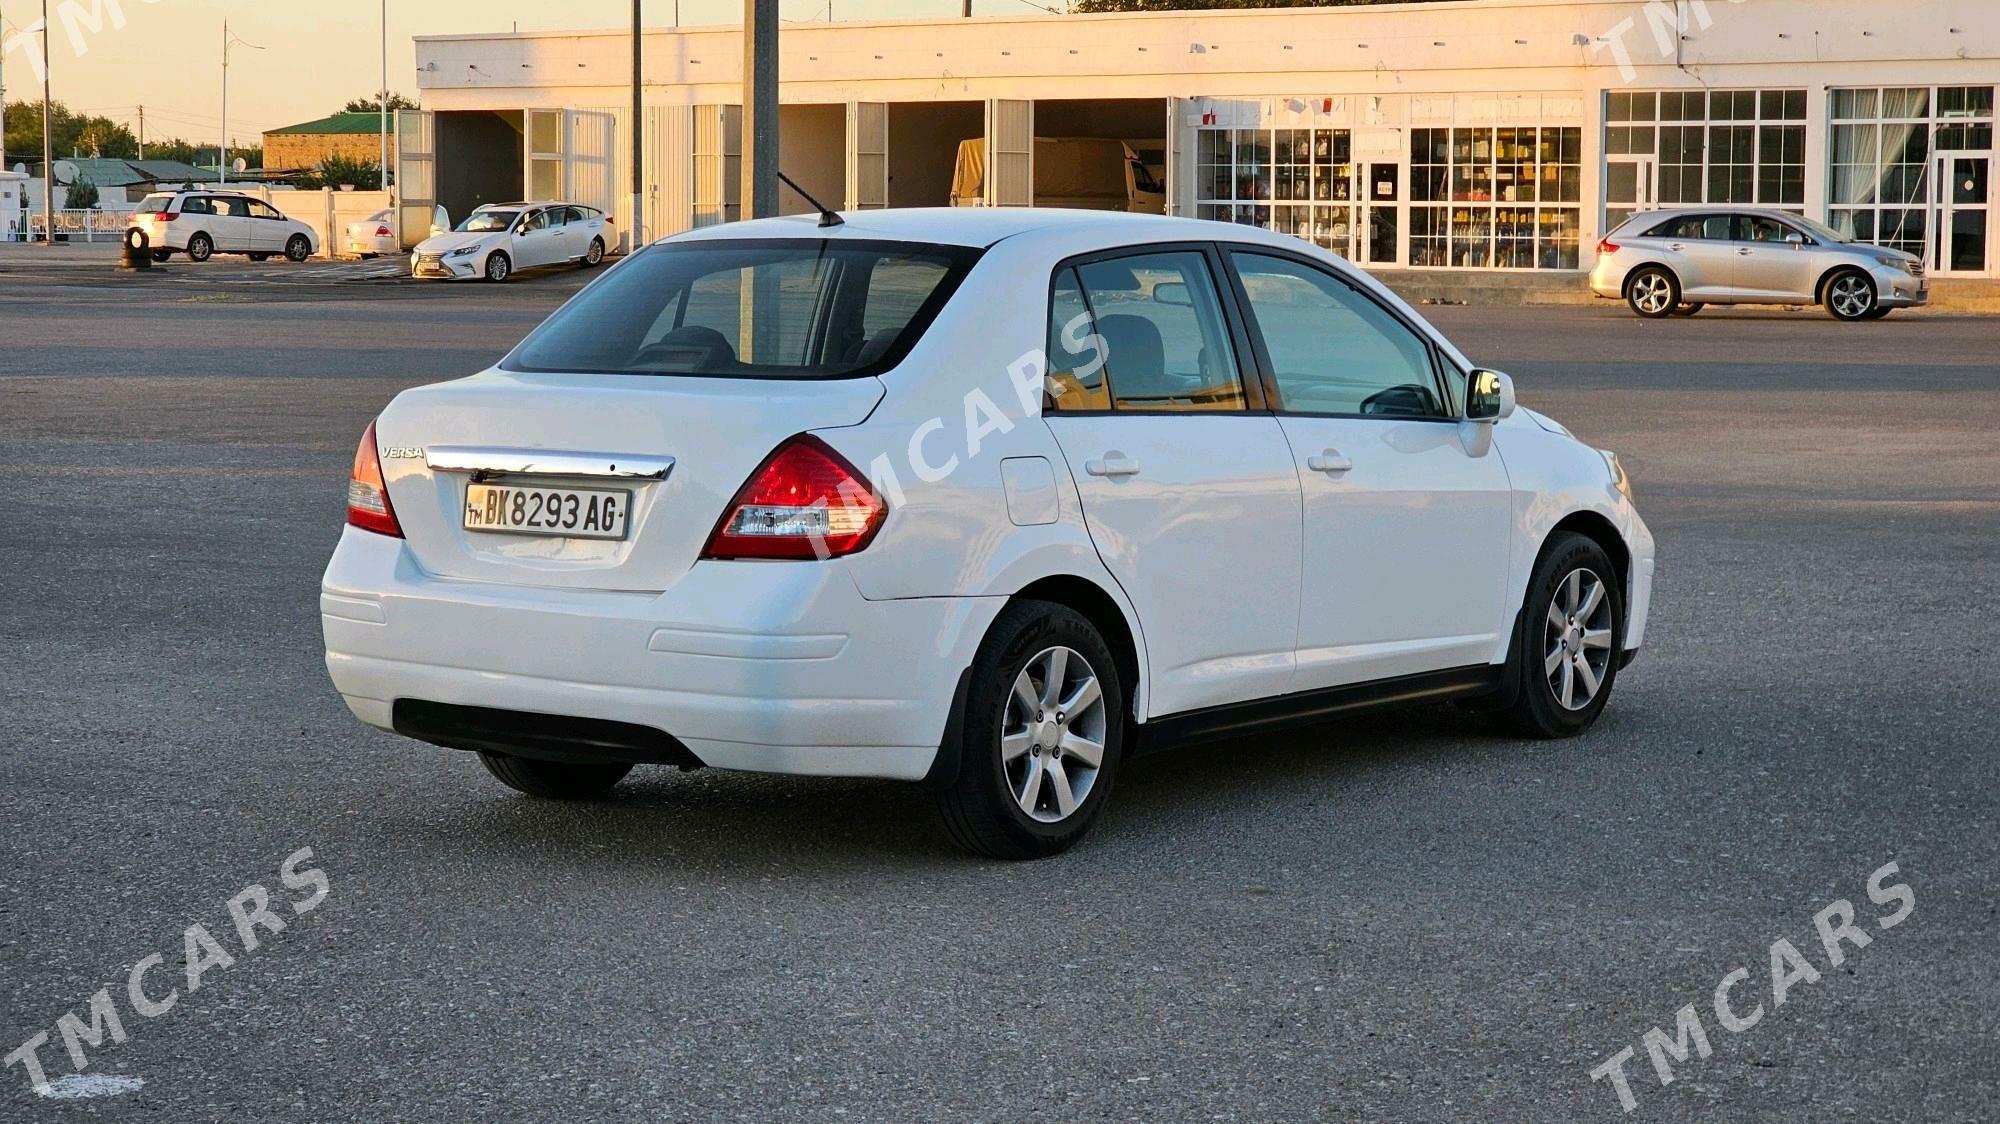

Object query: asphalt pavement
[1,270,1995,1122]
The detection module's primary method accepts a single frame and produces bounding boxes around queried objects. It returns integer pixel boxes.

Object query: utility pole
[379,0,389,197]
[220,21,263,185]
[136,105,144,160]
[740,0,778,219]
[630,0,642,251]
[41,0,52,243]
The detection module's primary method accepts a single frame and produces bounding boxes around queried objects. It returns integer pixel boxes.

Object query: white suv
[128,190,320,263]
[322,209,1655,859]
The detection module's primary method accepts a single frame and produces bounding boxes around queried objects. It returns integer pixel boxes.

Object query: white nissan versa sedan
[323,208,1655,859]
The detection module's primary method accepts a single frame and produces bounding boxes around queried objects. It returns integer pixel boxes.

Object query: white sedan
[325,208,1655,859]
[410,201,609,282]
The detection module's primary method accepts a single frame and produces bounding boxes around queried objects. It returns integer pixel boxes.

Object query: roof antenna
[776,171,843,228]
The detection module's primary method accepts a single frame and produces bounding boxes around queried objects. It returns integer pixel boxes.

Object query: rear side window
[1647,215,1731,240]
[1045,268,1110,411]
[503,239,978,379]
[1068,251,1246,413]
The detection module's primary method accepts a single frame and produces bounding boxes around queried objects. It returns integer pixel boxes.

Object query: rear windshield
[137,193,175,212]
[502,238,980,379]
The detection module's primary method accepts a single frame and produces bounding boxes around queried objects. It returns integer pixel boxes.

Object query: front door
[1040,246,1303,717]
[1221,246,1514,691]
[1733,213,1817,300]
[1362,162,1401,266]
[1605,155,1656,232]
[1933,152,1991,276]
[511,207,560,268]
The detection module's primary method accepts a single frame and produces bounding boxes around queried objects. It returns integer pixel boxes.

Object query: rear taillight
[1597,239,1620,255]
[376,225,392,237]
[701,435,885,560]
[345,420,402,537]
[154,211,177,222]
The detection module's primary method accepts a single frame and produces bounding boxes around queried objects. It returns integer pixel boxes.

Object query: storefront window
[1196,126,1355,257]
[1829,85,1995,261]
[1606,88,1806,210]
[1409,126,1581,269]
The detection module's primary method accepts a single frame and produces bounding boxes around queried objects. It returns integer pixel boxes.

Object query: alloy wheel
[1544,568,1615,711]
[1829,274,1875,319]
[1001,646,1108,823]
[1630,273,1673,315]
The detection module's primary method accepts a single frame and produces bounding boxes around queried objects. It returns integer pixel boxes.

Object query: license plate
[463,483,630,540]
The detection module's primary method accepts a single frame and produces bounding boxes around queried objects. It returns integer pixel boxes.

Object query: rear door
[1040,246,1303,717]
[209,197,255,251]
[1222,246,1514,690]
[1646,213,1739,298]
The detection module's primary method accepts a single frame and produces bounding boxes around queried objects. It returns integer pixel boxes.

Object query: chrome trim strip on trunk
[424,446,675,481]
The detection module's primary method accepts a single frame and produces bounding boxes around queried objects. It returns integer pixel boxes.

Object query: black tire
[1625,266,1680,319]
[248,253,271,262]
[1495,532,1626,739]
[285,235,312,262]
[478,752,632,799]
[151,250,172,262]
[937,601,1126,860]
[1824,269,1878,321]
[583,238,605,267]
[186,232,213,262]
[1671,302,1704,316]
[484,251,512,283]
[1862,307,1892,320]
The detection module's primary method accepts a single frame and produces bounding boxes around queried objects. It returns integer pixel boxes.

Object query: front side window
[1741,215,1800,243]
[1230,251,1444,418]
[248,200,282,220]
[523,210,551,232]
[215,198,252,219]
[504,240,976,378]
[1071,251,1245,412]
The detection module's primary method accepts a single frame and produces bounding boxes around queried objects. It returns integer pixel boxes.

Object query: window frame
[1216,243,1460,424]
[1041,241,1268,416]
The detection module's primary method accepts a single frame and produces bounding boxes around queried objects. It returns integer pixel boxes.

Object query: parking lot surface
[2,274,1995,1121]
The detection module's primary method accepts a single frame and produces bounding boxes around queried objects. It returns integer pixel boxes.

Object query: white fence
[3,188,399,257]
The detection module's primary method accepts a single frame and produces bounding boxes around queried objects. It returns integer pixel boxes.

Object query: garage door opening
[436,110,523,230]
[1033,98,1167,213]
[778,104,846,217]
[885,101,982,208]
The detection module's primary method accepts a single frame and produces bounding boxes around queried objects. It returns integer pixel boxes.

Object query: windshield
[458,210,518,233]
[503,239,980,379]
[1790,214,1855,245]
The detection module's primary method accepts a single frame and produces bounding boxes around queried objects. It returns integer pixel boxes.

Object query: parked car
[324,208,1655,859]
[127,190,319,263]
[344,209,398,257]
[410,201,609,282]
[1590,207,1928,320]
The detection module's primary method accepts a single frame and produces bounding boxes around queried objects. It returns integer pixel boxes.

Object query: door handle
[1669,242,1688,251]
[1306,450,1353,474]
[1085,455,1141,478]
[1737,247,1755,256]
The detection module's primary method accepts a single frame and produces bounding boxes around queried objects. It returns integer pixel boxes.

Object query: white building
[406,0,1999,279]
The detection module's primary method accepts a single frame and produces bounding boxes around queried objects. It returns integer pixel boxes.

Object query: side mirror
[1786,232,1806,250]
[1466,368,1516,422]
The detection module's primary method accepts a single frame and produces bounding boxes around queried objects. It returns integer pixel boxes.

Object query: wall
[264,132,396,174]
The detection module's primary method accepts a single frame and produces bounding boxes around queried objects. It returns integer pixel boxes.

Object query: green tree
[4,100,138,160]
[300,153,383,191]
[66,176,99,209]
[342,93,418,114]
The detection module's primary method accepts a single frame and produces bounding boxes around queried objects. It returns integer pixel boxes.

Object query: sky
[0,0,1024,145]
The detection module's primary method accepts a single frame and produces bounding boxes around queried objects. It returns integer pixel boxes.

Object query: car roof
[661,207,1261,250]
[1623,206,1809,224]
[478,200,583,210]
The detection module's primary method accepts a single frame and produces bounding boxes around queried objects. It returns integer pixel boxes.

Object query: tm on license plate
[463,483,630,540]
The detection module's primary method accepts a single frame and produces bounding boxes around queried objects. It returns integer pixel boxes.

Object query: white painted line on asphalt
[35,1074,145,1099]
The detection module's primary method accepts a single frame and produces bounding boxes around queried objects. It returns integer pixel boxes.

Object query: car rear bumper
[320,526,1002,780]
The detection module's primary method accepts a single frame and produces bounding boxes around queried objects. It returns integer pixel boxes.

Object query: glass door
[1605,155,1656,231]
[1362,162,1401,266]
[1931,152,1991,275]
